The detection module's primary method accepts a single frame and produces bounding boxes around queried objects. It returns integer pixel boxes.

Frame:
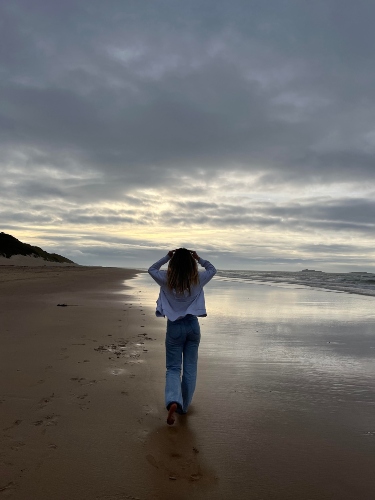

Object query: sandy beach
[0,265,164,499]
[1,266,375,499]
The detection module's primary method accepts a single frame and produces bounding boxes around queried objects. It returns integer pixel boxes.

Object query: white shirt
[148,255,216,322]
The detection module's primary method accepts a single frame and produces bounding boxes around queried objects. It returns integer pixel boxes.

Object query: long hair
[167,248,199,294]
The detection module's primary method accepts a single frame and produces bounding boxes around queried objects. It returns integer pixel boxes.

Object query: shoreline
[215,272,375,298]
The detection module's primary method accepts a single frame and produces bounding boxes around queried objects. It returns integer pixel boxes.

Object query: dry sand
[0,266,218,500]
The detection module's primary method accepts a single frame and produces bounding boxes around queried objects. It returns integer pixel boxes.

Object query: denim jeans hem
[166,401,183,412]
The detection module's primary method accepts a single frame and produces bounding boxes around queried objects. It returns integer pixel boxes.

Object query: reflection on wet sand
[132,273,375,499]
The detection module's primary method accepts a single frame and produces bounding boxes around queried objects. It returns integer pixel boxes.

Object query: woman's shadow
[144,409,218,496]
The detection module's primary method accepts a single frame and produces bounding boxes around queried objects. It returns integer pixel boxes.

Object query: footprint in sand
[33,414,60,434]
[146,454,159,468]
[0,482,15,494]
[76,393,89,400]
[10,440,26,451]
[144,426,217,485]
[38,393,55,409]
[3,419,23,431]
[70,390,92,410]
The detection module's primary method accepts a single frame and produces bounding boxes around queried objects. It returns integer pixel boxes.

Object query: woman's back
[148,249,216,322]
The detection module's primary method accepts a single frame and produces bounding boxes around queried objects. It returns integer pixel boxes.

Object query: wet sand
[139,273,375,499]
[1,266,375,499]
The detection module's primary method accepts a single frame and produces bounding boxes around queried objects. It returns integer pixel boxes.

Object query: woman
[148,248,216,425]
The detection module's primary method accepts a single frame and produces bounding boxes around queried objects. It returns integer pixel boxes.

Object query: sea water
[216,269,375,297]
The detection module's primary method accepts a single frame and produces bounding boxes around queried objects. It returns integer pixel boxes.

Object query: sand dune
[0,255,79,267]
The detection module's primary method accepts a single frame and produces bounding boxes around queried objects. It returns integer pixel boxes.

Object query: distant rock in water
[0,232,74,264]
[300,269,323,273]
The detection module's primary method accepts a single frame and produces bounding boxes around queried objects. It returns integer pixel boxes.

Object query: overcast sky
[1,0,375,271]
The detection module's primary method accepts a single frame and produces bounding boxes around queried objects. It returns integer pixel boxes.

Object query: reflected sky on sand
[202,278,375,401]
[128,272,375,499]
[133,272,375,409]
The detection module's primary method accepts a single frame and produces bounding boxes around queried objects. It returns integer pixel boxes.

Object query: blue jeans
[165,315,201,414]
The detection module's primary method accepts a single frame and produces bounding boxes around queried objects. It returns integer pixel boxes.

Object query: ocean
[216,269,375,297]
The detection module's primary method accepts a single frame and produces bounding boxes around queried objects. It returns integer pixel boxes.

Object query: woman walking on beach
[148,248,216,425]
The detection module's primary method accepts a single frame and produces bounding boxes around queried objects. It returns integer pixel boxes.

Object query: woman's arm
[191,251,216,286]
[147,254,171,286]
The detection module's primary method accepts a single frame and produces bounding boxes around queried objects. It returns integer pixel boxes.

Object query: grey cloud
[298,243,371,255]
[2,0,375,196]
[160,197,375,234]
[0,211,55,224]
[65,214,139,225]
[263,198,375,225]
[175,201,220,210]
[2,180,65,200]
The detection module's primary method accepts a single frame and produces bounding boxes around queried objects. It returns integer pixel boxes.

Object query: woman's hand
[168,250,175,258]
[191,250,200,261]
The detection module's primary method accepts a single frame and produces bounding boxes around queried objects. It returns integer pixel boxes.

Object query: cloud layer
[1,0,375,270]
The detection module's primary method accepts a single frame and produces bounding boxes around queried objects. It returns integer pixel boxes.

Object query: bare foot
[167,403,178,425]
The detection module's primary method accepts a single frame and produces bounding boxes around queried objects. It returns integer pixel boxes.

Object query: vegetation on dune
[0,232,74,263]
